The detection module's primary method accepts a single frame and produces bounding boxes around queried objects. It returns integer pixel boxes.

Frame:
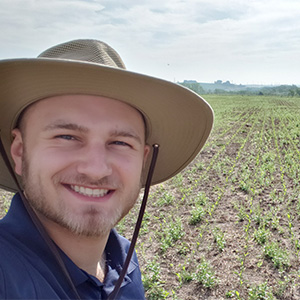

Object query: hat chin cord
[107,144,159,300]
[0,135,159,300]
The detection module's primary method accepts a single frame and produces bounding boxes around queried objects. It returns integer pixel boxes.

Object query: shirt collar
[60,229,138,290]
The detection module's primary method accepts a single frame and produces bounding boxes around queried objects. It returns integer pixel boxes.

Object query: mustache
[54,174,120,189]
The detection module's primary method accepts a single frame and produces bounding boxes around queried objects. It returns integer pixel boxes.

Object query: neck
[36,213,110,281]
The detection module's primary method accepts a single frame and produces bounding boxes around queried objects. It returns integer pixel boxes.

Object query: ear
[10,129,24,176]
[143,144,151,168]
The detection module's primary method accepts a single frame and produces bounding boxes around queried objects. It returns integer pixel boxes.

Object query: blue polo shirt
[0,193,145,299]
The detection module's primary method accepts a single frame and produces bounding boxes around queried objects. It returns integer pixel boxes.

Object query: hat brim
[0,58,213,192]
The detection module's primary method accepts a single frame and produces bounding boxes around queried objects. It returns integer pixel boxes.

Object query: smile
[70,185,110,197]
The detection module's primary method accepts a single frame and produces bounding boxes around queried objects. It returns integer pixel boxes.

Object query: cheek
[116,156,144,180]
[27,147,72,179]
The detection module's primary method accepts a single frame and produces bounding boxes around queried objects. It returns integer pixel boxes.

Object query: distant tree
[214,89,227,94]
[288,89,295,97]
[180,82,205,95]
[288,86,300,97]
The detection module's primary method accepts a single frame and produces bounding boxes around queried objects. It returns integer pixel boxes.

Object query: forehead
[19,95,147,138]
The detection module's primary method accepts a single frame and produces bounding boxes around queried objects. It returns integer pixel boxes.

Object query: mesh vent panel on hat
[38,39,126,69]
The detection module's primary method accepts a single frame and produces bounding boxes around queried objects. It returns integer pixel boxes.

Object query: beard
[21,153,142,238]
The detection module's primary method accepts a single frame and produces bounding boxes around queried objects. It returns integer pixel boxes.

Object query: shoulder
[0,236,38,299]
[112,230,145,298]
[109,229,140,264]
[108,228,132,253]
[114,230,131,249]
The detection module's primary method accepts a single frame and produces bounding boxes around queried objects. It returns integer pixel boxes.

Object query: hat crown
[38,39,126,69]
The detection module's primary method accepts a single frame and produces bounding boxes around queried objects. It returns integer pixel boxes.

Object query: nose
[76,144,113,180]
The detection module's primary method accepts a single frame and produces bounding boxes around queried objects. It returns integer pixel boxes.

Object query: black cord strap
[107,144,159,300]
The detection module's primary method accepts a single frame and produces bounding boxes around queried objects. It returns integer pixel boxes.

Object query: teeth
[70,185,109,197]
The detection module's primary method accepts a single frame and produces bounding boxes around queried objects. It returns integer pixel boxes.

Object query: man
[0,39,213,299]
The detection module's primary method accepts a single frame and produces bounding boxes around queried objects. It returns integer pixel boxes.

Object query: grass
[1,95,300,299]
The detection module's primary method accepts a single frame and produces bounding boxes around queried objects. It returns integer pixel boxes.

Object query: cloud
[0,0,105,55]
[0,0,299,84]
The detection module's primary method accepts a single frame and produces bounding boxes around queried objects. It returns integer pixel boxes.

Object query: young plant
[213,227,226,252]
[248,282,274,300]
[142,259,169,300]
[176,265,193,286]
[254,227,270,245]
[189,206,205,225]
[159,217,185,253]
[263,241,290,270]
[194,258,218,288]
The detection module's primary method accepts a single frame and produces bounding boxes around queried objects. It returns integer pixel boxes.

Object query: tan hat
[0,39,213,192]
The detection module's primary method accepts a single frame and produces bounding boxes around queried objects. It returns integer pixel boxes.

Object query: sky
[0,0,299,86]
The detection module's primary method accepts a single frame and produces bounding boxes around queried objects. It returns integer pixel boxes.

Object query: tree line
[180,82,300,97]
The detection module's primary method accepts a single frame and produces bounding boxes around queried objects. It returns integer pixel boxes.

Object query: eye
[112,141,131,147]
[55,135,76,141]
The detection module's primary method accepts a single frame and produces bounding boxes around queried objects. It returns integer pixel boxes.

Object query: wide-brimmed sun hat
[0,39,213,192]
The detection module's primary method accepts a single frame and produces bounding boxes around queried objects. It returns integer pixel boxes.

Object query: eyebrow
[43,121,89,133]
[110,129,143,145]
[43,121,143,144]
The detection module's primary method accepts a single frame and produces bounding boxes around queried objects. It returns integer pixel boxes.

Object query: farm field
[0,95,299,299]
[117,95,300,300]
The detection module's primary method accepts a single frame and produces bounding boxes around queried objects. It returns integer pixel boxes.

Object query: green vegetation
[194,258,218,288]
[1,95,300,299]
[248,282,275,300]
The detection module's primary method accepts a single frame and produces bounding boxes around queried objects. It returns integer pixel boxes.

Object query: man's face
[11,95,150,237]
